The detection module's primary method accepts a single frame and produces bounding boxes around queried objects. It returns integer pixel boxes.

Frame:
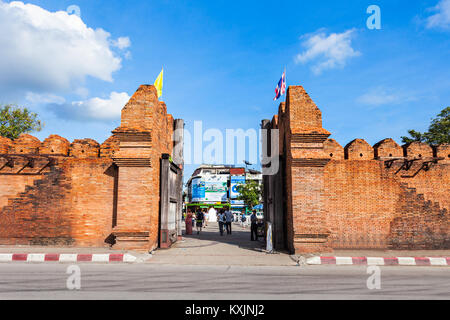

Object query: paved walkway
[150,222,296,266]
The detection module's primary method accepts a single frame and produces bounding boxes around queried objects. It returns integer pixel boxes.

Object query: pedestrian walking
[185,209,193,235]
[195,209,204,235]
[225,209,233,235]
[250,210,258,241]
[217,209,225,236]
[241,213,247,227]
[240,209,248,228]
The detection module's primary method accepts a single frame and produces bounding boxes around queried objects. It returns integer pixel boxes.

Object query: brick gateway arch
[0,84,448,253]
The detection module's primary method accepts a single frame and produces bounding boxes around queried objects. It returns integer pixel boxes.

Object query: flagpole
[284,66,287,99]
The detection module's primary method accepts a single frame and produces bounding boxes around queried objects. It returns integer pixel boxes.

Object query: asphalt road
[0,263,448,300]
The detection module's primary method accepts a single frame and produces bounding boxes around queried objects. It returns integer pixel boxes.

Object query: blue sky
[1,0,449,180]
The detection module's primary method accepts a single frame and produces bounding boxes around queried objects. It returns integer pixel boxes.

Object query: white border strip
[27,254,45,262]
[429,257,447,266]
[397,257,416,265]
[0,254,13,262]
[335,257,353,265]
[367,257,385,265]
[304,256,448,266]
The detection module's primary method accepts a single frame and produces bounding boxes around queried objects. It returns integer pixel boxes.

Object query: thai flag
[273,71,286,101]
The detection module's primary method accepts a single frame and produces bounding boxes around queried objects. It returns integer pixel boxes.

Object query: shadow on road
[181,222,265,252]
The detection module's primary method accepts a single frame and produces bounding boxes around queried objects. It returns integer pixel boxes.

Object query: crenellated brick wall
[0,85,182,251]
[263,85,449,253]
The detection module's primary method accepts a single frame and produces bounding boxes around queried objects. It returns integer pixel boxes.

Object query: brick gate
[262,85,449,254]
[0,85,184,252]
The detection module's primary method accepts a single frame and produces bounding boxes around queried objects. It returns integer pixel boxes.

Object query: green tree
[237,180,262,209]
[0,104,43,140]
[401,107,450,145]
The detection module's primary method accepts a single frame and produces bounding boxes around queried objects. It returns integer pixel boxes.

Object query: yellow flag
[154,67,163,98]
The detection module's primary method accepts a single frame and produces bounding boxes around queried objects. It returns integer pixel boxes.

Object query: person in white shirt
[208,207,216,223]
[224,209,233,235]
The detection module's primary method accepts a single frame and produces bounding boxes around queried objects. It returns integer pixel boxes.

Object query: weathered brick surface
[436,143,450,163]
[403,141,433,158]
[266,84,449,253]
[324,160,397,249]
[69,139,100,158]
[344,139,374,160]
[324,139,344,160]
[119,85,158,130]
[373,138,403,159]
[10,134,41,154]
[110,85,175,251]
[0,84,179,250]
[40,135,70,155]
[0,136,12,154]
[0,175,40,208]
[396,162,449,211]
[100,135,119,158]
[0,158,115,246]
[279,86,331,253]
[389,183,448,249]
[322,152,448,250]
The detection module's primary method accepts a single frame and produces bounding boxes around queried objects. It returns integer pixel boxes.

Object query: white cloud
[426,0,450,29]
[356,87,416,107]
[25,92,66,105]
[112,37,131,50]
[47,92,130,121]
[0,1,129,96]
[294,29,360,75]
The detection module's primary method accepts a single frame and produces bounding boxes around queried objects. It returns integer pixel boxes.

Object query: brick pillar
[111,85,159,252]
[285,86,332,253]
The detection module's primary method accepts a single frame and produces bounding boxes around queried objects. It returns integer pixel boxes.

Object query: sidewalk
[149,222,296,266]
[1,233,448,266]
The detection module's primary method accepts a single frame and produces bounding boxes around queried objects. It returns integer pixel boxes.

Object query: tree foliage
[236,180,262,209]
[401,107,450,145]
[0,104,43,140]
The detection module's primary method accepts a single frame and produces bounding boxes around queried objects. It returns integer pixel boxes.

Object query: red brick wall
[0,85,179,250]
[0,147,115,247]
[323,159,448,249]
[40,135,70,155]
[324,160,400,248]
[0,136,12,153]
[111,86,174,251]
[0,175,41,208]
[397,163,449,211]
[270,85,449,253]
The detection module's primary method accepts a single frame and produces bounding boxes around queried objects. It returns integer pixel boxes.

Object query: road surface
[0,263,448,300]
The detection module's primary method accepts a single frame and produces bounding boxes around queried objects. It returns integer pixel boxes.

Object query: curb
[0,253,143,263]
[305,256,450,266]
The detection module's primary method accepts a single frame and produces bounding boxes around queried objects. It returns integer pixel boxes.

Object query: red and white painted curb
[0,253,138,263]
[306,256,450,266]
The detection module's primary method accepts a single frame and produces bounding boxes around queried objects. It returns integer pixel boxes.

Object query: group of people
[216,209,234,236]
[184,208,204,235]
[184,207,260,241]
